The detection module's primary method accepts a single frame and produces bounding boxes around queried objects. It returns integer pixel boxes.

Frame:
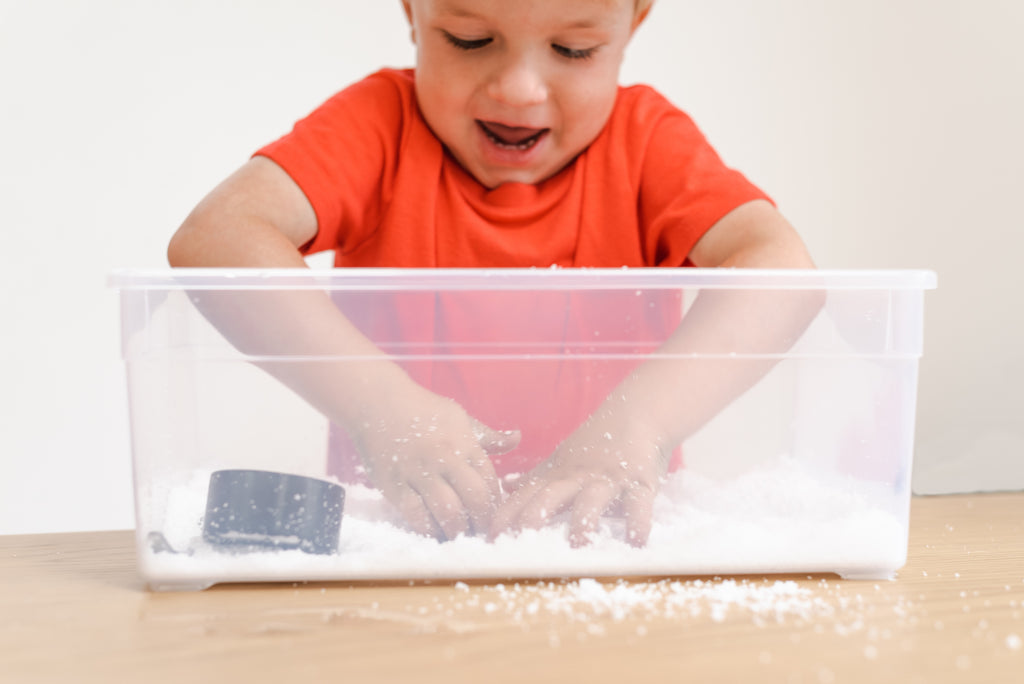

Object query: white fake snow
[142,456,907,587]
[480,577,833,624]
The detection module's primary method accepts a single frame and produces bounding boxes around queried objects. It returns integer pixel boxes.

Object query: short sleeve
[254,69,412,256]
[634,90,772,266]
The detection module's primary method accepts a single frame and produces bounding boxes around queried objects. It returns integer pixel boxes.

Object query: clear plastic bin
[110,268,936,590]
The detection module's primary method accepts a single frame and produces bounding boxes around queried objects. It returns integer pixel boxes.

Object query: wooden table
[2,493,1022,683]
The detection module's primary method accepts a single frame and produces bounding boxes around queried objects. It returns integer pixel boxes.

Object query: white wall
[2,1,1021,534]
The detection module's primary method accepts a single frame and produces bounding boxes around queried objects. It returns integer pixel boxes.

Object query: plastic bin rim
[108,267,937,291]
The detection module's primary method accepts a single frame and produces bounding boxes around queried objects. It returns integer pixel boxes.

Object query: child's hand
[351,383,520,542]
[489,400,670,548]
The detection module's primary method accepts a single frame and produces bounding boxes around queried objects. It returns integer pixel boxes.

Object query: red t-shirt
[256,68,769,481]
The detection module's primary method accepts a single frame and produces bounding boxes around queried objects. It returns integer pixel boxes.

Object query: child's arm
[169,157,519,541]
[490,199,822,547]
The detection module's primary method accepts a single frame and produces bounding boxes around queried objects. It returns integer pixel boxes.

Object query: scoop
[201,469,345,555]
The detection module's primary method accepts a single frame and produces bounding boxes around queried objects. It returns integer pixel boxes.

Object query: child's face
[402,0,642,189]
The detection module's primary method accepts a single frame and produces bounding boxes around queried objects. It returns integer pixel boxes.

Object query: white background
[2,1,1022,535]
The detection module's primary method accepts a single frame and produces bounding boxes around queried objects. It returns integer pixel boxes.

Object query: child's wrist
[328,360,418,433]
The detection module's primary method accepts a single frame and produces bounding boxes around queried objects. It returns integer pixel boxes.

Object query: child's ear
[631,4,652,34]
[400,0,416,43]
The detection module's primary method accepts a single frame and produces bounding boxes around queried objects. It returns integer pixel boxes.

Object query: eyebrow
[435,2,610,30]
[561,19,602,30]
[436,3,483,19]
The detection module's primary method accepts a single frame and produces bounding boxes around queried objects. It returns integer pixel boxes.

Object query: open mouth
[477,120,549,151]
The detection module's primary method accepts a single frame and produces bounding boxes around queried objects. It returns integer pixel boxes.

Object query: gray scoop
[202,469,345,554]
[148,469,345,556]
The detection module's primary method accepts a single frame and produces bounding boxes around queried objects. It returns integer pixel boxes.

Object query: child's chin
[485,170,542,187]
[475,163,562,189]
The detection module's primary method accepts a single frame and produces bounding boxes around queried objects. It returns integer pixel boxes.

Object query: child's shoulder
[616,82,686,117]
[617,81,667,101]
[367,67,415,88]
[611,82,697,133]
[341,67,416,100]
[311,68,418,124]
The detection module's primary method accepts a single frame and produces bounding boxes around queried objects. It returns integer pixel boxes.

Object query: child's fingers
[568,478,619,548]
[391,484,445,541]
[409,476,470,541]
[473,422,521,456]
[466,451,504,517]
[505,478,579,532]
[488,478,541,540]
[621,484,656,547]
[443,462,499,536]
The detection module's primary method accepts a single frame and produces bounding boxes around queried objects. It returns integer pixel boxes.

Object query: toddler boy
[168,0,816,547]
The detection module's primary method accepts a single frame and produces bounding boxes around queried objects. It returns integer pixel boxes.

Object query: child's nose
[487,60,548,107]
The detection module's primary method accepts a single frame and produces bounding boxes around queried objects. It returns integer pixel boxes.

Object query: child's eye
[552,44,598,60]
[443,32,492,51]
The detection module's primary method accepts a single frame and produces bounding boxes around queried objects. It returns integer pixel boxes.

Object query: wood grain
[1,493,1021,683]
